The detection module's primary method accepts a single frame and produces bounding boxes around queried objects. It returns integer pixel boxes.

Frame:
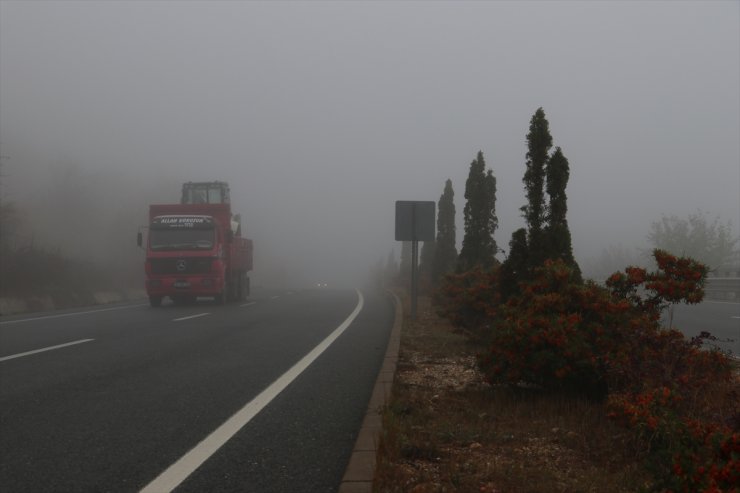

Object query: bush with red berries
[436,249,738,492]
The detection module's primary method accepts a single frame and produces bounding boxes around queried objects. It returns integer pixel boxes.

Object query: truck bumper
[145,276,224,298]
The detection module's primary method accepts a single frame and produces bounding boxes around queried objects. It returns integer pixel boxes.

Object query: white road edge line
[0,339,95,362]
[270,295,280,300]
[172,313,210,322]
[140,289,365,493]
[0,304,148,325]
[240,302,256,307]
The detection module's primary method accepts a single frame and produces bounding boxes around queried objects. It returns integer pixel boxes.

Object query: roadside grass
[0,245,143,310]
[374,293,652,493]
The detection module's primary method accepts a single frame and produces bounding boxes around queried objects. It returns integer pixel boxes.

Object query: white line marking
[705,301,740,305]
[0,304,148,325]
[731,316,740,319]
[140,289,365,493]
[270,295,279,300]
[172,313,210,322]
[0,339,94,362]
[240,302,256,307]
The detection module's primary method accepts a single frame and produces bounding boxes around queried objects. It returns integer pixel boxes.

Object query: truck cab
[140,182,252,307]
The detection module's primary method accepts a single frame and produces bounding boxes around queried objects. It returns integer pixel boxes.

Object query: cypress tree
[504,108,581,291]
[546,147,569,228]
[545,147,581,280]
[501,228,529,299]
[522,108,552,267]
[485,168,499,258]
[458,151,498,271]
[432,179,457,282]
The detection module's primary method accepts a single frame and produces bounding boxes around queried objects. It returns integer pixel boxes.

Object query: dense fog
[1,1,738,289]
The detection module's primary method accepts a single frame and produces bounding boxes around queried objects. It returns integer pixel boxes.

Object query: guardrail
[705,277,740,302]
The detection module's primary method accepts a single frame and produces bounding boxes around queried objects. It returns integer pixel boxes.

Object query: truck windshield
[149,228,215,251]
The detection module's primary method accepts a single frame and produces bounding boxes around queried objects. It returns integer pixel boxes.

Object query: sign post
[395,200,435,320]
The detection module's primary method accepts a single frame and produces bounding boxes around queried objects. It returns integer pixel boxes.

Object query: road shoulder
[338,290,402,493]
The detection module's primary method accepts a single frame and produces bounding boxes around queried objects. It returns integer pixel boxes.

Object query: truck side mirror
[137,232,143,248]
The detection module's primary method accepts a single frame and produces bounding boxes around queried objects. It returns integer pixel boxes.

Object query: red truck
[138,182,253,307]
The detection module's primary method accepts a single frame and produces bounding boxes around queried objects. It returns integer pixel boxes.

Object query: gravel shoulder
[373,293,651,493]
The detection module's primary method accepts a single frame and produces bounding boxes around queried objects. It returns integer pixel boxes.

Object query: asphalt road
[0,287,394,493]
[666,300,740,357]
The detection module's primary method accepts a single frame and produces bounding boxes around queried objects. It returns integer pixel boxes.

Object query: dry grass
[374,294,652,493]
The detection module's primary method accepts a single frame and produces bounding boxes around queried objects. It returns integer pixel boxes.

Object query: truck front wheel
[149,296,163,307]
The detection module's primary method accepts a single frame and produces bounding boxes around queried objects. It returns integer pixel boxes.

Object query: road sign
[395,201,435,241]
[395,200,435,321]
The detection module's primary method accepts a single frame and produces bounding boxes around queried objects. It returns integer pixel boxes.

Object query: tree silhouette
[545,146,581,280]
[501,228,529,299]
[432,179,457,282]
[458,151,498,271]
[503,108,581,291]
[522,108,552,267]
[648,211,739,271]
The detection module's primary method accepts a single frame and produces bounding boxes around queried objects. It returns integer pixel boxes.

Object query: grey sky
[1,1,738,286]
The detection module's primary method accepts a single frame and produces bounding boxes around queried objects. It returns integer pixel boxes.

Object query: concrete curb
[338,290,402,493]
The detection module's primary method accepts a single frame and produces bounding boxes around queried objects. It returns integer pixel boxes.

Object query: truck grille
[150,258,212,275]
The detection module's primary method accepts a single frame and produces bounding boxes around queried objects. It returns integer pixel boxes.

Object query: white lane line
[172,313,210,322]
[705,300,740,305]
[270,295,280,300]
[0,339,94,362]
[731,316,740,319]
[141,289,365,493]
[240,302,256,307]
[0,304,148,325]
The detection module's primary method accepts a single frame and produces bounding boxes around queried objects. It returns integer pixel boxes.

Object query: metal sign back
[395,201,435,241]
